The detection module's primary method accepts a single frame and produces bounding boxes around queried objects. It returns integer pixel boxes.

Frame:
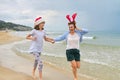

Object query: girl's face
[69,24,75,31]
[39,22,45,29]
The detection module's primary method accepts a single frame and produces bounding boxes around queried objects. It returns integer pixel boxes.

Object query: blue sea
[11,30,120,80]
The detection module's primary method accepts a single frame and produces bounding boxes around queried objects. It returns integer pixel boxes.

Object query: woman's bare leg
[71,60,78,80]
[76,61,80,69]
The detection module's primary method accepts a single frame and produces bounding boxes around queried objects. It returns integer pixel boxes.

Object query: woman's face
[39,22,45,29]
[69,24,75,31]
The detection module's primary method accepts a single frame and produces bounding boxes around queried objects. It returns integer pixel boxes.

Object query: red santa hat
[34,17,45,26]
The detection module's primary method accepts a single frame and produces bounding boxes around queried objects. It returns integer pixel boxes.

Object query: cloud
[0,0,120,31]
[0,0,60,27]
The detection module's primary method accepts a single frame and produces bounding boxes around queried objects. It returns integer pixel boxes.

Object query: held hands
[45,37,55,44]
[49,38,55,44]
[51,40,55,44]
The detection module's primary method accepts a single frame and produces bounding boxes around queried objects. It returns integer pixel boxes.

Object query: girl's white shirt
[29,29,46,53]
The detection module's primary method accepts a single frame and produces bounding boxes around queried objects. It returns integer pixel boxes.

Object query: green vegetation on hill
[0,20,32,31]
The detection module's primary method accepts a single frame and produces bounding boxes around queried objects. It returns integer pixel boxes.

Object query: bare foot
[32,71,37,80]
[33,76,37,80]
[74,78,78,80]
[39,78,42,80]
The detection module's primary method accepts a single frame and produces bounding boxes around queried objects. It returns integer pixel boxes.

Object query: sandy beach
[0,31,33,80]
[0,66,33,80]
[0,31,23,45]
[0,31,93,80]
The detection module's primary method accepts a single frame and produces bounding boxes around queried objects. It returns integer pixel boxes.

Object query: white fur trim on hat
[34,17,45,26]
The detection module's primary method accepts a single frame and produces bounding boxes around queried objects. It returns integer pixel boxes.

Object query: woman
[26,17,53,80]
[53,13,88,80]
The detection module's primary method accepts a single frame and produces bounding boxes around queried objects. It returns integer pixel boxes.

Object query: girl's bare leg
[33,53,39,80]
[38,59,43,80]
[32,67,37,80]
[39,71,42,80]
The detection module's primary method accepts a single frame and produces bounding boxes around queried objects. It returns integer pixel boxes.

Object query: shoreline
[12,40,120,80]
[12,40,97,80]
[15,51,95,80]
[0,66,33,80]
[1,31,119,80]
[0,31,33,80]
[13,41,94,80]
[0,31,92,80]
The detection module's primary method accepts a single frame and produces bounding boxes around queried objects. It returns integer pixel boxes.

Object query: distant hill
[0,20,32,31]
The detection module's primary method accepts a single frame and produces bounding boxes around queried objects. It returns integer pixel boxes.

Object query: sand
[0,66,33,80]
[0,31,23,45]
[0,31,33,80]
[0,31,92,80]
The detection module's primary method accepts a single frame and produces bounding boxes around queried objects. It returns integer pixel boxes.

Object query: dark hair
[68,21,76,28]
[34,24,44,30]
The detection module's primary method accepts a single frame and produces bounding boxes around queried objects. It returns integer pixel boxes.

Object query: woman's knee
[77,64,80,68]
[76,62,80,69]
[71,63,77,70]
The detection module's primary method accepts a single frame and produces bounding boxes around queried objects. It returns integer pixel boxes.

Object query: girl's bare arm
[26,34,36,41]
[44,36,54,43]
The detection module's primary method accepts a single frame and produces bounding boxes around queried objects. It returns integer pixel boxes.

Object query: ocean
[11,30,120,80]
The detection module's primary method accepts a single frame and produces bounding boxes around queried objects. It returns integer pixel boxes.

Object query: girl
[53,13,88,80]
[26,17,53,80]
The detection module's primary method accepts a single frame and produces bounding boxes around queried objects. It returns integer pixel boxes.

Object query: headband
[66,13,77,22]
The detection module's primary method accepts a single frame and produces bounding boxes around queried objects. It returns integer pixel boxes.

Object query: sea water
[12,30,120,80]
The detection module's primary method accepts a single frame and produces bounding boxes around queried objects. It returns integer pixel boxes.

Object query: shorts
[66,49,80,61]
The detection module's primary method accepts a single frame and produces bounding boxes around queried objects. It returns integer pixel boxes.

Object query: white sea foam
[83,59,109,66]
[83,36,96,40]
[42,52,65,57]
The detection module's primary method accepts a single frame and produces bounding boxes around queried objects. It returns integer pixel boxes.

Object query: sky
[0,0,120,32]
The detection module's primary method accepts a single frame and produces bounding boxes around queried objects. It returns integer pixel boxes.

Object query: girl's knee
[34,60,38,68]
[38,61,43,72]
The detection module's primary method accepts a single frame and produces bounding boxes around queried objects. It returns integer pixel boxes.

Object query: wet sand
[0,31,32,80]
[0,31,92,80]
[0,31,23,45]
[0,66,33,80]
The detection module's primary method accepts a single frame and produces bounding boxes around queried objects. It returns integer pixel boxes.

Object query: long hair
[34,24,44,30]
[68,21,76,29]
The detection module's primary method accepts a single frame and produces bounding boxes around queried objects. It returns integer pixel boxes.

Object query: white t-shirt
[66,33,80,50]
[29,29,46,53]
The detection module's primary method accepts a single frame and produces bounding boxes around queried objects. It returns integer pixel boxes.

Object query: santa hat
[66,13,77,22]
[34,17,45,26]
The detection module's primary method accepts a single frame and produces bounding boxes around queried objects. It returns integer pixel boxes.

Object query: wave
[83,36,96,40]
[83,59,109,66]
[13,47,29,53]
[14,47,109,67]
[42,52,65,57]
